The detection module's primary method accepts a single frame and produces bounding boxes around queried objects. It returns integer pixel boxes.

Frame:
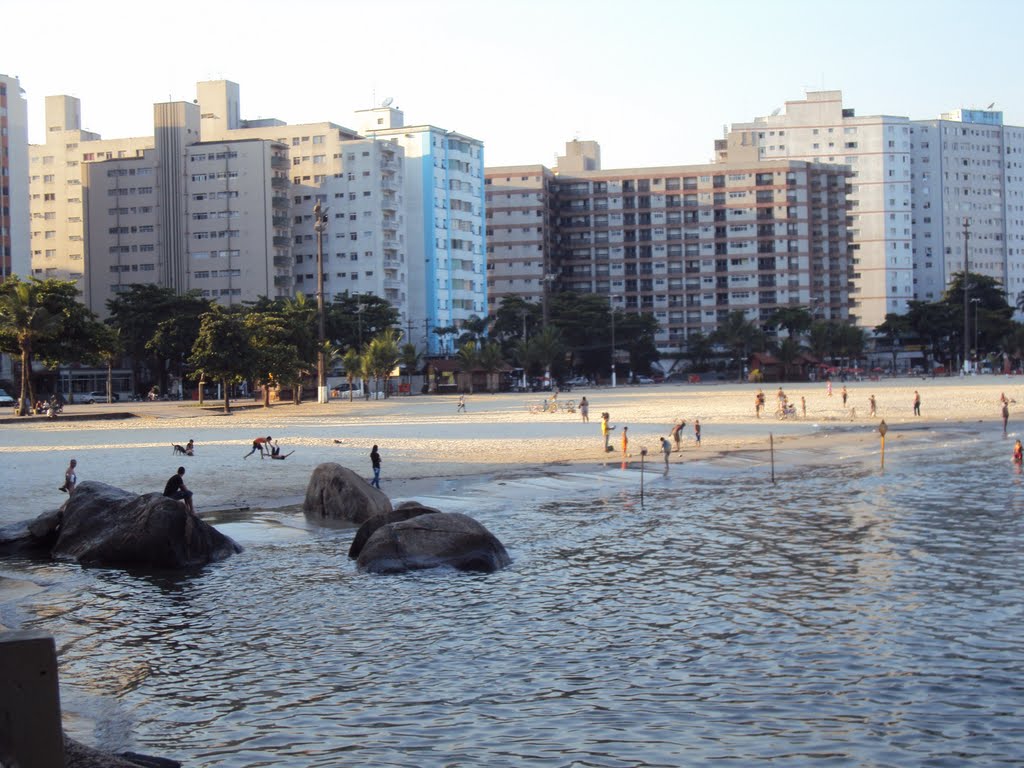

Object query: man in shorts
[163,466,195,514]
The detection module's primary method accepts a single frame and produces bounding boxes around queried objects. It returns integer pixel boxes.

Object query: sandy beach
[0,376,1016,526]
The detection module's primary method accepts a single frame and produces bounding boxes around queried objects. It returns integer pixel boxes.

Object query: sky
[5,0,1024,170]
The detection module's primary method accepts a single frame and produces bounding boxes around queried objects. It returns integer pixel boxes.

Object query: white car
[633,375,655,384]
[0,388,14,406]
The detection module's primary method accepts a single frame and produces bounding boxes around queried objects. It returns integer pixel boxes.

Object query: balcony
[273,255,292,268]
[272,196,289,209]
[272,216,290,228]
[271,156,289,170]
[273,236,291,248]
[271,176,289,189]
[384,258,403,270]
[274,275,293,287]
[384,278,403,290]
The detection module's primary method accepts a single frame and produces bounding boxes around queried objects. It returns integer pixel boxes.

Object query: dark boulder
[0,482,241,569]
[347,502,441,559]
[356,512,510,574]
[303,462,392,525]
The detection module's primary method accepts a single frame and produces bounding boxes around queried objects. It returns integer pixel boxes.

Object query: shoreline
[0,379,1014,527]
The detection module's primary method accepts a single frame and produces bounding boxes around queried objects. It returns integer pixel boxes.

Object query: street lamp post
[972,297,980,369]
[963,217,970,375]
[610,294,618,388]
[313,202,328,404]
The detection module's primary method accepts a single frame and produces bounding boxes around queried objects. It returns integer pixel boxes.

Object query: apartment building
[1,73,29,280]
[486,145,852,355]
[483,164,557,311]
[29,95,153,291]
[717,91,912,328]
[84,129,291,313]
[196,81,410,325]
[355,106,486,354]
[910,108,1024,306]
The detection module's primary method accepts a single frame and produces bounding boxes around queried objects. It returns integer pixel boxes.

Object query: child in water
[1014,440,1022,464]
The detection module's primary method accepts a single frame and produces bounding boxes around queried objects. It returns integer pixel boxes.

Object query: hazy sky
[5,0,1023,169]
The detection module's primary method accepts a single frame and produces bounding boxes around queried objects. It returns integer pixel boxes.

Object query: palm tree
[774,337,804,382]
[712,310,763,382]
[0,280,63,415]
[341,347,362,402]
[456,341,479,393]
[400,342,420,395]
[770,306,813,341]
[367,330,402,398]
[476,341,505,393]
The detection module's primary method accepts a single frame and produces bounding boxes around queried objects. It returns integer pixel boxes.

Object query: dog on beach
[172,440,195,457]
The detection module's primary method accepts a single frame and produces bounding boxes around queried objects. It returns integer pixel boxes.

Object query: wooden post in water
[878,419,888,469]
[770,433,775,484]
[640,448,647,507]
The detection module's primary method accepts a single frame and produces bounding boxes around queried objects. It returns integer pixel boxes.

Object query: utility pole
[963,217,970,375]
[610,295,618,388]
[313,202,328,403]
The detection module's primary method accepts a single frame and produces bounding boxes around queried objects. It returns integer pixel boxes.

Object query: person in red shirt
[244,436,273,459]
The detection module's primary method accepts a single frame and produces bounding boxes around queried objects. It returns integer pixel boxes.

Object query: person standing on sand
[59,459,78,494]
[800,396,806,418]
[579,396,589,423]
[826,379,833,397]
[601,412,616,452]
[913,391,921,417]
[457,394,466,413]
[841,386,848,407]
[755,389,765,418]
[621,426,629,459]
[694,419,702,447]
[869,394,877,417]
[670,419,685,451]
[370,445,382,488]
[660,436,671,469]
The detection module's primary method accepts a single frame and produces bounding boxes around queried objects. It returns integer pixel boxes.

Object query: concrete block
[0,630,64,767]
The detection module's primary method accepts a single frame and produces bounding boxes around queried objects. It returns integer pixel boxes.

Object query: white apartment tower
[197,81,410,329]
[718,91,913,327]
[356,106,486,354]
[1,74,29,280]
[909,109,1024,307]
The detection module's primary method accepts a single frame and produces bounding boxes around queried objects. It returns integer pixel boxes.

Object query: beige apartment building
[29,96,152,291]
[483,164,557,311]
[486,143,852,355]
[717,91,913,328]
[1,73,29,281]
[196,81,410,324]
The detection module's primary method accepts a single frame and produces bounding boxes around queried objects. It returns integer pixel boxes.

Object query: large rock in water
[347,501,441,559]
[356,512,511,574]
[0,481,241,569]
[303,462,392,525]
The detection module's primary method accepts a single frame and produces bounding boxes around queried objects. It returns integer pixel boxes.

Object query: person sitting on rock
[163,466,195,514]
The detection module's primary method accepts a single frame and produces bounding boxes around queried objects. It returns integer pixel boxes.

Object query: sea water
[2,425,1022,766]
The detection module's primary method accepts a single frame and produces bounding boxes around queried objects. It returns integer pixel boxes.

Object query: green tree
[245,311,304,407]
[531,326,566,382]
[189,307,251,414]
[456,341,479,394]
[476,341,505,393]
[400,342,420,395]
[341,347,362,402]
[683,331,714,372]
[712,310,764,382]
[0,279,63,415]
[366,330,402,398]
[325,293,400,351]
[108,285,208,393]
[770,306,813,340]
[774,336,804,382]
[82,322,123,404]
[874,313,911,374]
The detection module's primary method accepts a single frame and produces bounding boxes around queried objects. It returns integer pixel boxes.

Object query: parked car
[632,375,655,385]
[86,391,120,404]
[0,388,14,406]
[566,376,591,387]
